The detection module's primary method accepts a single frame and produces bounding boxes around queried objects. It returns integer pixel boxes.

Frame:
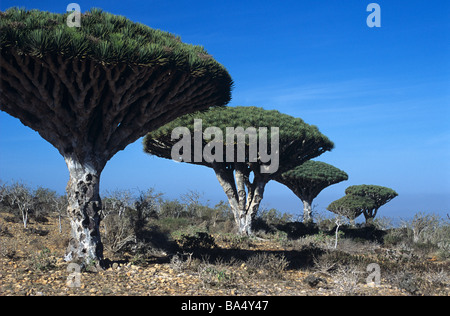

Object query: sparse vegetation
[0,179,448,296]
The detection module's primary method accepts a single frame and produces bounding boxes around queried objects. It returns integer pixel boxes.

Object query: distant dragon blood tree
[345,185,398,225]
[143,106,334,235]
[276,161,348,223]
[0,8,232,267]
[327,194,376,224]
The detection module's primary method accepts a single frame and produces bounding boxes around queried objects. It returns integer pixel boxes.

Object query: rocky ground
[0,212,448,296]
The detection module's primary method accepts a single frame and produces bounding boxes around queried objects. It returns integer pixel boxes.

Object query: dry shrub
[246,252,289,279]
[0,238,17,259]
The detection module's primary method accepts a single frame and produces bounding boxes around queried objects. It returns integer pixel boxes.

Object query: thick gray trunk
[302,199,313,224]
[234,207,255,236]
[241,180,265,236]
[214,165,266,236]
[64,157,104,269]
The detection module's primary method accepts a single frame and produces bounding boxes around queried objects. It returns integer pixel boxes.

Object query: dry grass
[0,206,449,296]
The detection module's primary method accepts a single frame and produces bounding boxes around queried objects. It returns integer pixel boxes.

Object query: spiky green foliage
[0,7,232,164]
[277,160,348,195]
[327,194,376,221]
[144,106,334,171]
[344,185,398,223]
[148,105,315,139]
[0,7,231,79]
[345,185,398,209]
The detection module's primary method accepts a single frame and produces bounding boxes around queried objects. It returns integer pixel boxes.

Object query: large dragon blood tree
[0,8,232,267]
[144,106,334,235]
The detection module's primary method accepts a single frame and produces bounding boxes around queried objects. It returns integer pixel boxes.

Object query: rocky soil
[1,213,448,296]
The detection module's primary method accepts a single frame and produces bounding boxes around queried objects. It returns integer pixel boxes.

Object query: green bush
[29,247,57,271]
[258,208,293,226]
[383,228,409,246]
[156,217,190,233]
[198,262,236,288]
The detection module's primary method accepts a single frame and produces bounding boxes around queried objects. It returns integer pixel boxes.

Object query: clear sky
[1,0,449,220]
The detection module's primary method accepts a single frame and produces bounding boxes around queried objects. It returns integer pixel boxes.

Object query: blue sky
[1,0,449,220]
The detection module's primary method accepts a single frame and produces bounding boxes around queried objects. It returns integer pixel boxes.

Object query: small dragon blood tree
[276,161,348,223]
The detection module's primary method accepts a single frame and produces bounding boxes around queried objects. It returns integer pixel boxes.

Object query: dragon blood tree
[143,106,334,235]
[345,185,398,225]
[327,194,376,225]
[0,8,232,267]
[276,161,348,223]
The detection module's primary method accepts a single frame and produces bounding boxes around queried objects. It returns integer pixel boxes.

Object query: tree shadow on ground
[276,221,386,243]
[137,229,325,271]
[103,222,386,270]
[188,245,326,271]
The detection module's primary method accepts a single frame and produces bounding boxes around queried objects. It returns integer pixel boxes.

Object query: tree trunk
[229,203,257,236]
[230,201,259,236]
[302,199,313,224]
[239,212,252,236]
[64,157,104,269]
[21,208,29,229]
[213,164,267,236]
[241,180,265,236]
[363,208,377,227]
[334,221,341,249]
[58,213,62,234]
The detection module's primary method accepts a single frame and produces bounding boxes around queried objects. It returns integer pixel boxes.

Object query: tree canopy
[345,185,398,224]
[0,8,233,165]
[327,194,376,221]
[345,185,398,210]
[0,7,231,75]
[276,161,348,223]
[144,106,334,235]
[0,7,232,267]
[144,106,334,172]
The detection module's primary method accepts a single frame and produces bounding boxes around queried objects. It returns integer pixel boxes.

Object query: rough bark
[213,165,240,229]
[242,179,266,235]
[213,163,268,236]
[64,155,105,269]
[302,199,313,224]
